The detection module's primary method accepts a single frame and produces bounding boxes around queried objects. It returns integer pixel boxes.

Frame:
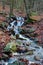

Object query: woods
[0,0,43,65]
[0,0,43,17]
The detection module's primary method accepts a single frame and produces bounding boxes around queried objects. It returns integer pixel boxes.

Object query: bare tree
[2,0,5,15]
[24,0,35,17]
[9,0,14,17]
[23,0,29,18]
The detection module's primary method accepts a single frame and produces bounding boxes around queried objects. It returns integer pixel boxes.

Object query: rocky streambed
[0,16,43,65]
[0,34,43,65]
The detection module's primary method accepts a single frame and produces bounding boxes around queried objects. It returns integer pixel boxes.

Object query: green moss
[30,12,38,16]
[27,17,34,23]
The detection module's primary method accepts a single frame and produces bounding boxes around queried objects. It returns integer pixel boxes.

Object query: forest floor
[0,10,43,45]
[0,4,43,52]
[25,19,43,45]
[0,5,43,65]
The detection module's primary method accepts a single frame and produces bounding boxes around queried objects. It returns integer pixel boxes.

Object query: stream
[0,16,43,65]
[5,34,43,65]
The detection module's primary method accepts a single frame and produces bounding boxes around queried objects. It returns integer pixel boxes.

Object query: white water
[18,34,43,63]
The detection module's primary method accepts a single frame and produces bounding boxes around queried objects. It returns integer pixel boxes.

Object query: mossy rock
[31,12,38,16]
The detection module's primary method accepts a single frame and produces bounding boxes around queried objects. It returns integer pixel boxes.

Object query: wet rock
[25,50,33,55]
[19,58,29,65]
[34,56,41,61]
[33,38,39,43]
[26,43,30,46]
[29,33,38,37]
[41,59,43,64]
[34,46,40,49]
[30,63,41,65]
[2,54,9,61]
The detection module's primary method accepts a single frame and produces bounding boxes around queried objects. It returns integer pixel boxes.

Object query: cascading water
[3,16,43,65]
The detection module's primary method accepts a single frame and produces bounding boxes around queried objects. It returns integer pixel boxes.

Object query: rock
[34,56,40,61]
[29,33,38,37]
[2,54,9,61]
[30,63,41,65]
[25,50,33,55]
[33,38,39,43]
[28,27,36,33]
[41,59,43,64]
[21,27,36,34]
[16,34,19,39]
[19,58,29,65]
[10,35,16,40]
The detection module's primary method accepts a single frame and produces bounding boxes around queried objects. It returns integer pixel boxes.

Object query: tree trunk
[2,0,5,14]
[24,0,35,16]
[23,0,29,18]
[9,0,14,17]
